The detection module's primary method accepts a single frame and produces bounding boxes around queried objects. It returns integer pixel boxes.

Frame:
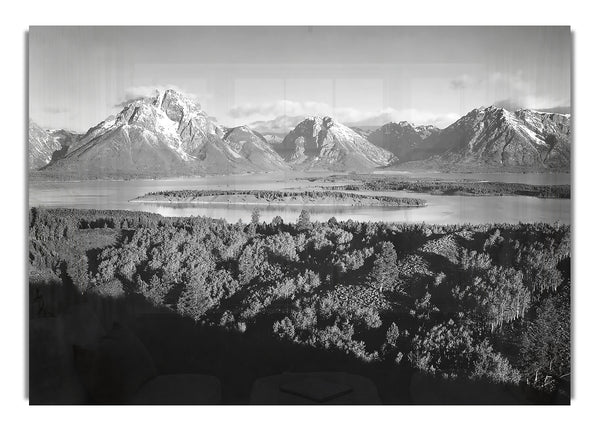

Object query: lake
[28,172,571,225]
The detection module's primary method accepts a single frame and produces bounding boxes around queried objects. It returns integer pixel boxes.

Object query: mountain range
[351,107,570,171]
[400,106,571,171]
[29,89,571,178]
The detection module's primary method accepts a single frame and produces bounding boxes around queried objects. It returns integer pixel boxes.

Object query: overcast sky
[29,26,571,131]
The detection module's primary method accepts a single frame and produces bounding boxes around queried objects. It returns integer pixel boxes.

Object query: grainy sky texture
[29,26,571,131]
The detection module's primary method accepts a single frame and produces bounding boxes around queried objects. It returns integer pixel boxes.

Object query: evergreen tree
[251,208,261,224]
[370,241,399,292]
[520,289,570,389]
[177,283,205,322]
[297,209,311,230]
[143,274,170,306]
[271,215,283,227]
[386,322,400,346]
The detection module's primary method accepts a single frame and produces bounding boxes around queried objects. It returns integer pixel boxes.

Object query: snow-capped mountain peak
[37,89,283,178]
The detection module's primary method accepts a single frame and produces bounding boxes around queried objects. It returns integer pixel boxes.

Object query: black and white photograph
[25,25,573,406]
[4,2,599,424]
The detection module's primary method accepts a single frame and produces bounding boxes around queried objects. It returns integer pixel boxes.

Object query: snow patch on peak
[396,120,415,128]
[154,109,180,140]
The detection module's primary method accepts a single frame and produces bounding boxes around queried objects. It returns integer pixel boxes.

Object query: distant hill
[279,116,397,171]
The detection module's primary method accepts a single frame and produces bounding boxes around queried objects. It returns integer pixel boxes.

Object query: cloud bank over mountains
[448,71,570,113]
[228,100,460,129]
[120,68,569,130]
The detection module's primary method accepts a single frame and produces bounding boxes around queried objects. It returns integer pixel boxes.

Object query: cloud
[492,97,570,113]
[489,71,530,94]
[114,97,146,109]
[488,71,569,110]
[349,108,459,128]
[230,100,459,128]
[447,71,569,113]
[229,100,331,119]
[532,106,571,115]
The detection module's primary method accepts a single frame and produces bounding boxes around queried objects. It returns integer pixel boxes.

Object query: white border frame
[2,1,598,430]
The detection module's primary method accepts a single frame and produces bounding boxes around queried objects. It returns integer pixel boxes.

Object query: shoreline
[130,197,427,208]
[28,168,572,184]
[27,170,339,184]
[320,175,571,199]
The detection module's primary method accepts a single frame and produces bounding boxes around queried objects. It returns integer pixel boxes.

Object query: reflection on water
[134,202,422,224]
[28,172,571,225]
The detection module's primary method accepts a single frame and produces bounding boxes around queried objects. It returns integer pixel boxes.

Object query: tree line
[140,189,426,207]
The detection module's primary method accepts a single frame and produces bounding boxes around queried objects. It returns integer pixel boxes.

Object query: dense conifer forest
[29,207,570,400]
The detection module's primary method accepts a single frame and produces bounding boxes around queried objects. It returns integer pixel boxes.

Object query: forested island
[29,207,570,403]
[314,175,571,199]
[132,189,427,207]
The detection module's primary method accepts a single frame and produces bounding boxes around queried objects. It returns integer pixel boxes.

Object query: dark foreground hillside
[28,208,571,404]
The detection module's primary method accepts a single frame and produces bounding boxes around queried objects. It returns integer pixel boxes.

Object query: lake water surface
[28,172,571,225]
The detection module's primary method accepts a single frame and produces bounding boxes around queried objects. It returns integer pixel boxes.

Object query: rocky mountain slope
[279,116,397,171]
[418,106,571,170]
[223,126,289,171]
[260,133,286,147]
[28,121,80,170]
[368,106,571,171]
[349,127,373,140]
[367,121,441,162]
